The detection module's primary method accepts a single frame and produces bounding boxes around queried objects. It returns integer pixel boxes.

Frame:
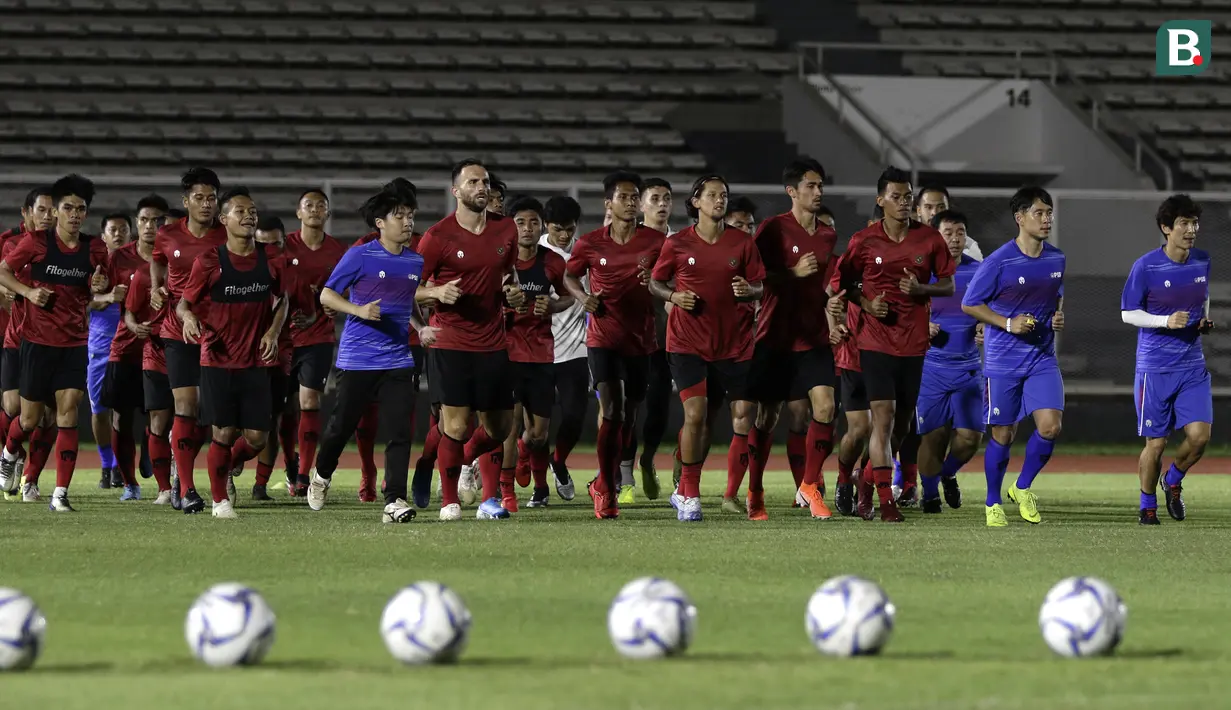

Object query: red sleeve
[565,238,590,277]
[417,231,441,280]
[545,252,567,293]
[932,233,957,278]
[831,236,863,292]
[503,230,518,272]
[743,238,766,283]
[650,239,677,281]
[822,251,839,291]
[124,271,145,312]
[152,230,169,265]
[3,234,40,273]
[92,240,110,280]
[269,255,284,298]
[181,253,213,304]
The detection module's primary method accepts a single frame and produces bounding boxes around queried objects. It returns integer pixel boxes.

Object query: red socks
[230,437,260,468]
[463,427,502,463]
[595,418,621,493]
[148,428,172,492]
[279,408,298,467]
[529,443,549,488]
[873,466,894,505]
[354,403,378,482]
[255,460,274,486]
[53,426,79,489]
[786,431,806,489]
[747,426,772,494]
[206,440,231,503]
[679,462,702,498]
[803,420,834,487]
[114,428,137,486]
[478,449,502,501]
[171,415,199,495]
[724,433,749,499]
[837,457,854,486]
[902,463,919,488]
[421,413,442,462]
[297,409,321,478]
[25,426,55,483]
[5,417,28,457]
[436,431,463,506]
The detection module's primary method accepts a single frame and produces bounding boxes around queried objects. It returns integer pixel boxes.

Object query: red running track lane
[76,451,1230,475]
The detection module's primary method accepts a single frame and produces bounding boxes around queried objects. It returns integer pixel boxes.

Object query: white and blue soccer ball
[805,576,896,657]
[380,582,471,665]
[0,588,46,671]
[184,583,276,667]
[1038,577,1127,658]
[607,576,697,660]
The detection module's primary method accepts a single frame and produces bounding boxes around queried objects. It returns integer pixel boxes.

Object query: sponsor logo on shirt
[599,257,607,266]
[1018,277,1026,284]
[874,256,883,264]
[173,250,181,258]
[224,283,270,297]
[378,270,386,278]
[687,257,696,265]
[456,250,465,259]
[1050,272,1062,279]
[45,265,88,279]
[1195,276,1207,283]
[792,245,799,254]
[408,273,418,281]
[292,258,299,266]
[1165,280,1172,287]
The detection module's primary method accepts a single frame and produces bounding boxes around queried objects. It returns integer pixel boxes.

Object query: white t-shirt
[964,235,983,260]
[539,234,587,363]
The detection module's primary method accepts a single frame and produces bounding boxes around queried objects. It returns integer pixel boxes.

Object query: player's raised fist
[91,264,109,294]
[866,292,889,319]
[356,299,381,321]
[111,283,128,303]
[671,290,699,311]
[582,289,604,314]
[504,284,526,309]
[731,276,752,298]
[150,285,168,311]
[826,289,846,319]
[792,252,819,278]
[1167,310,1190,329]
[1007,314,1035,335]
[637,267,651,286]
[436,278,463,305]
[1050,311,1065,331]
[25,286,52,308]
[417,325,439,346]
[929,321,940,338]
[899,268,920,295]
[829,322,849,345]
[533,294,551,317]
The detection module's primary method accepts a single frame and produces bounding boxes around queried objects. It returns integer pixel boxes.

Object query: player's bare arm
[320,287,381,322]
[649,278,696,311]
[0,261,49,308]
[1051,296,1064,331]
[415,279,461,306]
[563,272,602,313]
[900,270,954,297]
[123,308,152,339]
[731,276,763,302]
[961,302,1035,335]
[149,259,168,310]
[175,296,202,343]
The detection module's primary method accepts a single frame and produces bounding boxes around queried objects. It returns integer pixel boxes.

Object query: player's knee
[299,390,320,410]
[1036,421,1062,440]
[244,432,268,452]
[1186,428,1211,452]
[681,399,707,426]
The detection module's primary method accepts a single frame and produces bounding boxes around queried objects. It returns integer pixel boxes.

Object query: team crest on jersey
[728,258,737,268]
[497,246,505,255]
[638,256,650,266]
[914,255,923,264]
[456,250,465,259]
[687,257,696,266]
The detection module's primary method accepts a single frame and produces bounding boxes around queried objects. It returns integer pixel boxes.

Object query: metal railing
[794,41,1174,191]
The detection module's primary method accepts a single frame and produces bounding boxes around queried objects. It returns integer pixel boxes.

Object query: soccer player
[113,194,175,504]
[564,172,665,517]
[916,210,984,513]
[1121,194,1213,525]
[416,159,524,521]
[537,195,586,500]
[0,187,56,502]
[725,196,758,235]
[88,212,133,490]
[0,174,111,511]
[305,186,426,523]
[649,174,765,522]
[633,177,674,500]
[829,166,955,523]
[487,174,507,214]
[499,197,574,509]
[915,185,983,260]
[177,188,287,519]
[746,158,839,521]
[283,189,347,497]
[961,186,1065,527]
[150,167,227,514]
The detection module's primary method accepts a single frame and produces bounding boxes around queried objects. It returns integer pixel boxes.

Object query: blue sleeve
[1120,259,1147,311]
[324,247,364,294]
[961,253,1000,308]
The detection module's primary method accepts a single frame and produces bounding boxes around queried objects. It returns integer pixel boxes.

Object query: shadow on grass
[1118,648,1184,659]
[31,661,115,673]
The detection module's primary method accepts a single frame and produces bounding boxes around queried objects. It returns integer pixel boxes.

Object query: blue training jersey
[324,239,424,372]
[88,303,122,354]
[927,253,981,370]
[962,240,1065,378]
[1120,246,1209,374]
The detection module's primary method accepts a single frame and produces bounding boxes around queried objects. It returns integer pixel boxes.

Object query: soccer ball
[0,588,46,671]
[607,577,697,659]
[380,582,471,665]
[805,576,896,657]
[1038,577,1127,658]
[184,583,276,667]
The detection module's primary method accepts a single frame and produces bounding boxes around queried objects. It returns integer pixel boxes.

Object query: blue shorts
[917,364,984,435]
[985,367,1064,426]
[1135,367,1212,438]
[87,350,109,415]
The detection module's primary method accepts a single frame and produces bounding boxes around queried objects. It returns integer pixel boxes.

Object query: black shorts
[859,350,925,407]
[291,343,333,392]
[0,347,17,392]
[588,348,650,401]
[668,352,751,402]
[19,341,87,403]
[427,348,514,412]
[840,368,869,413]
[749,344,837,403]
[512,361,555,418]
[410,344,425,388]
[164,339,201,390]
[199,366,273,431]
[143,370,173,412]
[424,347,440,404]
[99,360,143,412]
[269,368,290,418]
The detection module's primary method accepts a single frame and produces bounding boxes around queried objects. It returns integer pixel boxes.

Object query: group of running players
[0,158,1214,526]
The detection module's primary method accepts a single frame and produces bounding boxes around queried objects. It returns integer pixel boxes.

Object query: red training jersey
[3,230,109,348]
[284,230,346,348]
[652,225,766,362]
[153,218,228,343]
[830,220,955,358]
[833,300,862,373]
[417,213,517,352]
[182,244,284,369]
[0,229,27,349]
[566,225,666,357]
[121,264,168,373]
[754,212,838,351]
[106,242,152,364]
[506,246,567,364]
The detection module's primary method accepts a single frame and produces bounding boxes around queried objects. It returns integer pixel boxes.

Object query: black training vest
[32,229,92,289]
[210,244,272,303]
[515,247,552,300]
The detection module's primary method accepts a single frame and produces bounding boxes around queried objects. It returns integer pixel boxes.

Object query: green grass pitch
[3,469,1230,709]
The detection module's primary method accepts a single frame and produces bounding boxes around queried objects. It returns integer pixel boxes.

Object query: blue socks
[984,439,1011,506]
[1140,492,1157,510]
[940,453,964,479]
[1165,463,1185,488]
[892,458,903,488]
[922,474,940,500]
[98,444,116,470]
[1015,431,1055,490]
